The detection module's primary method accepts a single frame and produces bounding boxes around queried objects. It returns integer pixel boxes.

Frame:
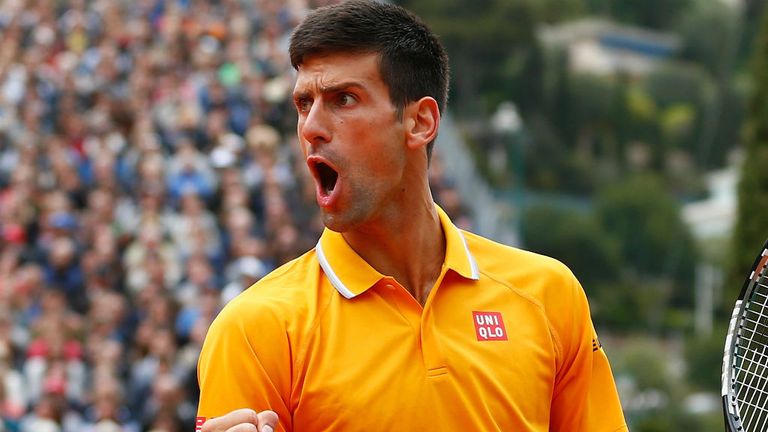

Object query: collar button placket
[421,273,448,376]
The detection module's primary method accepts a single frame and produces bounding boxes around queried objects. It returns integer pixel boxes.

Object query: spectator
[81,372,138,432]
[0,315,25,428]
[19,393,63,432]
[221,256,267,304]
[122,222,181,295]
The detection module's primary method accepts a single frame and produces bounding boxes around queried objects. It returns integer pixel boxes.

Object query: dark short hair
[289,0,449,160]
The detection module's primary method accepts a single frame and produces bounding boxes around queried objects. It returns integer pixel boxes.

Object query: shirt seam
[478,269,564,372]
[551,274,582,402]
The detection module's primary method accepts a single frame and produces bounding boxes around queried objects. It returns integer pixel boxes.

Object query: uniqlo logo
[473,311,508,341]
[196,417,206,431]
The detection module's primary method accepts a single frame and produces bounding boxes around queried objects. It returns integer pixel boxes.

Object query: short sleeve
[197,298,293,432]
[585,325,628,431]
[549,273,627,432]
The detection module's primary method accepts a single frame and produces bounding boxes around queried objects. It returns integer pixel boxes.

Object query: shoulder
[462,230,586,323]
[211,249,329,337]
[463,230,593,361]
[463,230,576,290]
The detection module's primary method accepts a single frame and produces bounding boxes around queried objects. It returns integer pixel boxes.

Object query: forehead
[293,51,384,92]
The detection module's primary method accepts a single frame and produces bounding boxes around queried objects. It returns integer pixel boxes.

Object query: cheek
[359,140,406,180]
[376,128,406,169]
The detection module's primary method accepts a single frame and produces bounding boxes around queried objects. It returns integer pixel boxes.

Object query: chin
[319,195,377,233]
[320,212,350,233]
[320,208,370,234]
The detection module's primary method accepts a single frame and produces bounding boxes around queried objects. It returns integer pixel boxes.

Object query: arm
[548,273,627,432]
[197,298,293,432]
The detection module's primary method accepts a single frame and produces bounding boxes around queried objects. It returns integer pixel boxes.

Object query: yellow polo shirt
[197,206,627,431]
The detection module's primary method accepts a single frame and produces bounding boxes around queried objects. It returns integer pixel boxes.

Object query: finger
[202,408,258,432]
[256,410,279,432]
[226,425,258,432]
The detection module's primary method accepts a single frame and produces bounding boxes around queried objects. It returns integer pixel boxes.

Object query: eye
[295,97,312,113]
[337,93,357,107]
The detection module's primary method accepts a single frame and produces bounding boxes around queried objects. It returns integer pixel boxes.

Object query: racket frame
[722,240,768,432]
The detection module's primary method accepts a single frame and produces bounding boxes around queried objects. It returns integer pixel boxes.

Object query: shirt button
[385,284,396,290]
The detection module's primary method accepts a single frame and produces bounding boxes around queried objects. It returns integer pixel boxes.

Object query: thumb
[256,410,279,432]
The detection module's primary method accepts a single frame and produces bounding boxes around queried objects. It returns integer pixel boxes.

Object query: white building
[682,167,738,241]
[539,18,681,77]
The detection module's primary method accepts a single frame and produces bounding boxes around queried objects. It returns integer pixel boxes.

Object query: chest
[290,281,557,431]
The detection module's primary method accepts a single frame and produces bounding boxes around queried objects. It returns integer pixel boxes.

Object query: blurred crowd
[0,1,472,431]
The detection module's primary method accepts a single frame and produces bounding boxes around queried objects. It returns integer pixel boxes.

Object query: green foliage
[566,74,622,142]
[398,0,539,116]
[584,0,694,30]
[529,0,585,24]
[736,1,768,72]
[635,65,713,169]
[672,0,745,169]
[730,5,768,303]
[521,204,620,287]
[522,113,598,194]
[617,338,674,393]
[705,81,747,168]
[593,280,694,332]
[595,174,697,292]
[517,174,698,332]
[585,174,698,331]
[684,325,728,393]
[632,412,717,432]
[611,337,722,432]
[660,104,695,145]
[572,73,620,116]
[405,0,746,173]
[536,59,719,189]
[644,65,713,115]
[677,0,739,78]
[625,86,657,122]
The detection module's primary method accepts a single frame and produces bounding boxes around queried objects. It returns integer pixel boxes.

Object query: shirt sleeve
[548,273,628,432]
[197,297,293,432]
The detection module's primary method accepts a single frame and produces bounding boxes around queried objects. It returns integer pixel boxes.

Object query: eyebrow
[293,81,365,100]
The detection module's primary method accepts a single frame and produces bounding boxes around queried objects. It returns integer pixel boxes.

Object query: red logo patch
[196,417,206,431]
[473,311,508,341]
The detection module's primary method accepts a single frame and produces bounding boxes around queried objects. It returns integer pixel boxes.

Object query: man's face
[293,52,408,232]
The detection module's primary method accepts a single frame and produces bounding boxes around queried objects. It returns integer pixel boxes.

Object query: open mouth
[314,161,338,195]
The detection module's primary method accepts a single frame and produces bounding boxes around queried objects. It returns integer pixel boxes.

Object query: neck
[342,197,445,305]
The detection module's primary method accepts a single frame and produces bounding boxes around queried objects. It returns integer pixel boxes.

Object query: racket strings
[734,346,768,430]
[733,273,768,431]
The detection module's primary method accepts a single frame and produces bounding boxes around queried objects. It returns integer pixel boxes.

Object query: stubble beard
[320,179,378,233]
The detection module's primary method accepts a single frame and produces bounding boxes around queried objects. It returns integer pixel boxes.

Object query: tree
[396,0,543,117]
[677,0,739,79]
[521,204,620,288]
[676,0,744,170]
[595,174,697,308]
[586,0,693,30]
[521,203,629,328]
[730,6,768,302]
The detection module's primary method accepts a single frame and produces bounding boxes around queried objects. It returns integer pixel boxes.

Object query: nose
[299,100,331,150]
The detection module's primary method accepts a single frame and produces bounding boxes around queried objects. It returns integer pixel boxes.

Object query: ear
[404,97,440,152]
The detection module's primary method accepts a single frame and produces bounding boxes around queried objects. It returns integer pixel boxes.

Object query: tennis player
[197,1,628,431]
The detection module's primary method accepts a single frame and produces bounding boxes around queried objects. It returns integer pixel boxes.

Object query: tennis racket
[722,239,768,432]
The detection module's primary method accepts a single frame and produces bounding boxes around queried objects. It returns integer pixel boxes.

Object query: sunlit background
[1,0,767,431]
